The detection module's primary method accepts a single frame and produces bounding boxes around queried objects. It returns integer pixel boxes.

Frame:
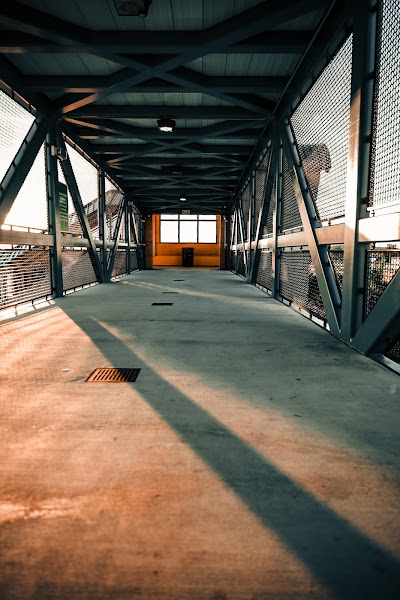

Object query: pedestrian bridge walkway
[1,269,399,599]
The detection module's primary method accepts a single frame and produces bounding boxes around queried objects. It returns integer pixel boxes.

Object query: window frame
[160,214,217,244]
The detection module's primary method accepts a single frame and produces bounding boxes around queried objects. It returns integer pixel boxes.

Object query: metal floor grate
[173,279,185,281]
[162,291,178,294]
[86,368,141,382]
[152,302,173,306]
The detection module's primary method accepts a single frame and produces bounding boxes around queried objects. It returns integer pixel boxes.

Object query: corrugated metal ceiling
[0,0,340,214]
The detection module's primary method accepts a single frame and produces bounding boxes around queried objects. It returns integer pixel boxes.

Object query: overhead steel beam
[70,106,268,120]
[0,30,311,55]
[0,116,49,228]
[94,144,255,155]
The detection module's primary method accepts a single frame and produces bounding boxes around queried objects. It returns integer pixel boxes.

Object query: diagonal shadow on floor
[63,309,400,600]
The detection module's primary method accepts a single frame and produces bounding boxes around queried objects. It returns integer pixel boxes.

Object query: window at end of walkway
[160,214,217,243]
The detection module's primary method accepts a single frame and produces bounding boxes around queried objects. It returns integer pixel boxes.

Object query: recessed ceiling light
[179,195,187,202]
[113,0,152,16]
[157,116,176,132]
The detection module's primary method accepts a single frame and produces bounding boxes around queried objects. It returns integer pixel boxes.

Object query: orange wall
[152,215,221,267]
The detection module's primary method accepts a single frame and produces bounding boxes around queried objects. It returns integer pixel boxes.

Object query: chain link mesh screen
[130,250,139,272]
[229,250,235,271]
[0,90,35,184]
[280,154,302,232]
[385,337,400,365]
[255,250,273,291]
[66,143,99,238]
[279,250,327,321]
[369,0,400,211]
[0,247,51,310]
[364,250,400,318]
[237,251,245,277]
[62,249,98,291]
[328,249,344,296]
[255,149,270,235]
[112,250,128,277]
[236,208,242,244]
[290,35,353,221]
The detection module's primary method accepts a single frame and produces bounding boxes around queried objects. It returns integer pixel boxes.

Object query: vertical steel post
[341,0,377,342]
[126,201,131,273]
[46,124,63,297]
[98,167,108,281]
[247,170,256,282]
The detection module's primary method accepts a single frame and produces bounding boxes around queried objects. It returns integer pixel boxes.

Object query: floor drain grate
[86,368,141,382]
[173,279,185,281]
[152,302,173,306]
[162,291,178,294]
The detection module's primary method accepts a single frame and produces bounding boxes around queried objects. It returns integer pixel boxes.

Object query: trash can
[182,247,194,267]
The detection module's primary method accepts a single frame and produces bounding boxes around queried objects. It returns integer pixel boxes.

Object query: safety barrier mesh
[328,249,344,296]
[290,35,353,221]
[58,161,83,236]
[66,144,99,239]
[280,154,302,232]
[255,149,270,234]
[369,0,400,211]
[385,337,400,365]
[364,250,400,318]
[62,249,98,291]
[105,177,124,241]
[279,250,326,321]
[255,250,273,291]
[237,251,245,277]
[241,182,250,241]
[0,90,35,184]
[0,247,52,310]
[236,209,242,244]
[229,250,235,271]
[130,250,139,272]
[112,250,128,277]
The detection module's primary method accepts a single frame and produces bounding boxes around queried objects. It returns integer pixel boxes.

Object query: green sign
[181,209,190,215]
[59,182,69,232]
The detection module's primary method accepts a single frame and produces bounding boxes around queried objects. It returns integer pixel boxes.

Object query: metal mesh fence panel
[328,249,344,296]
[255,250,273,291]
[130,250,139,272]
[105,177,124,241]
[0,247,52,310]
[236,209,242,244]
[255,149,269,235]
[385,337,400,365]
[66,143,99,238]
[237,251,245,276]
[364,250,400,318]
[62,249,98,291]
[280,155,302,232]
[290,35,353,221]
[0,90,35,184]
[229,250,236,271]
[4,142,48,231]
[279,250,327,321]
[369,0,400,212]
[112,250,128,277]
[241,182,250,241]
[57,161,83,236]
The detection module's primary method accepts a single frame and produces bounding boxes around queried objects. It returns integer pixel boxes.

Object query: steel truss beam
[46,127,63,296]
[282,122,341,337]
[57,134,104,284]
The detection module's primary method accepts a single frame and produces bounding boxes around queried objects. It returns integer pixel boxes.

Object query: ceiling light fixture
[157,116,176,132]
[113,0,152,16]
[179,195,187,202]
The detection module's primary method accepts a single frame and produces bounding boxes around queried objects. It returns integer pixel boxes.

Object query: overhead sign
[58,182,69,233]
[181,209,191,215]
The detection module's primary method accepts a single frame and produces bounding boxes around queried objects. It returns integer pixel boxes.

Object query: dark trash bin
[182,247,194,267]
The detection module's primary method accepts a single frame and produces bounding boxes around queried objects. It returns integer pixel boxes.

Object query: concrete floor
[1,269,399,600]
